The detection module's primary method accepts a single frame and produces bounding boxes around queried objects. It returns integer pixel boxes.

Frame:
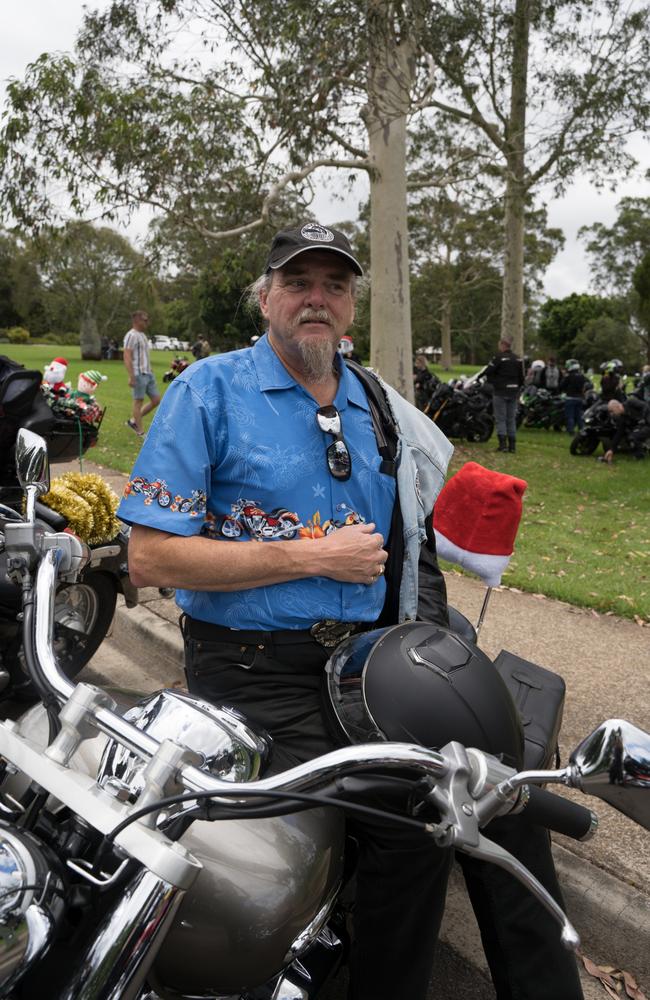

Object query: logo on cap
[301,223,334,243]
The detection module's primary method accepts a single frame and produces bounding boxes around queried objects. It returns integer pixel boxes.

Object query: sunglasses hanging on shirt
[316,405,352,481]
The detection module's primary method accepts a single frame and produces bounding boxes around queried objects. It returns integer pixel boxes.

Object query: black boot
[508,437,516,452]
[497,435,508,452]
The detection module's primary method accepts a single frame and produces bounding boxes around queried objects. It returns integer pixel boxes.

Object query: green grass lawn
[6,345,650,622]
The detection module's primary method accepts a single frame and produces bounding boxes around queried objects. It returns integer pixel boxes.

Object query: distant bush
[39,332,80,346]
[6,326,30,344]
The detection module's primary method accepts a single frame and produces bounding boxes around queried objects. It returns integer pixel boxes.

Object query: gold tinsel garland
[41,473,120,544]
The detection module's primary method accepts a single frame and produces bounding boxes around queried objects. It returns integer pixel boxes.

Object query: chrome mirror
[570,719,650,830]
[15,430,49,522]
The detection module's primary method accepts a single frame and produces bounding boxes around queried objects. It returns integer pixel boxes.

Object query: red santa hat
[433,461,527,587]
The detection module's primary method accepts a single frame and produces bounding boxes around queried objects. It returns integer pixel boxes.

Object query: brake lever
[460,831,580,951]
[420,742,580,951]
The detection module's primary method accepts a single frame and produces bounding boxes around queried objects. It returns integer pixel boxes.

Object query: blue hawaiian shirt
[118,335,396,629]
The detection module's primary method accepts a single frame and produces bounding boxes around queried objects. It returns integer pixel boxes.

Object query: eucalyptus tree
[579,197,650,293]
[580,197,650,361]
[1,0,440,396]
[420,0,650,355]
[33,223,158,357]
[3,1,647,388]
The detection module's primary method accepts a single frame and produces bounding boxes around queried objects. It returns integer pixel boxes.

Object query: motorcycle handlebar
[522,785,598,842]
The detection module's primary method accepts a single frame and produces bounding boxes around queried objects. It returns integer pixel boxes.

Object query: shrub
[6,326,30,344]
[39,332,80,345]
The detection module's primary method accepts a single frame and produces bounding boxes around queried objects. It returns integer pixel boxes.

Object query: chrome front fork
[57,868,184,1000]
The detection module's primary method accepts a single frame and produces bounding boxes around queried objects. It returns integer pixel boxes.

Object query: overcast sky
[2,0,649,300]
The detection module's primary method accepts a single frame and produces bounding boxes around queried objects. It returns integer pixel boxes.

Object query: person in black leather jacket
[484,337,525,452]
[602,396,650,462]
[560,361,589,433]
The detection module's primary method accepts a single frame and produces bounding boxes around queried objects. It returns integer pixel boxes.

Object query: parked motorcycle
[162,356,190,383]
[570,399,650,458]
[516,386,566,430]
[1,428,647,1000]
[0,362,137,699]
[424,381,495,442]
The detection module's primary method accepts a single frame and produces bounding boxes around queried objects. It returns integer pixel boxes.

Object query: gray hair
[245,270,367,315]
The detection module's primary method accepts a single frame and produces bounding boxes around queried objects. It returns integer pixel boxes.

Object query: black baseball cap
[265,222,363,276]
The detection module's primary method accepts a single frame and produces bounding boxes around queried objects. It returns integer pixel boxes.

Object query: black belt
[183,616,367,649]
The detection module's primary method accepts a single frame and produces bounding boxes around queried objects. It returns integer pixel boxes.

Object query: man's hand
[316,522,388,585]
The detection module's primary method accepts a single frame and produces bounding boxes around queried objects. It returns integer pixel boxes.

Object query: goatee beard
[297,337,336,382]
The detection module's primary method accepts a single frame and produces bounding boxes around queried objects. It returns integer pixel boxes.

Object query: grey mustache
[298,310,332,325]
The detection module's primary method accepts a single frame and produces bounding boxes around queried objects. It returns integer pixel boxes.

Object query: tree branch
[192,157,372,241]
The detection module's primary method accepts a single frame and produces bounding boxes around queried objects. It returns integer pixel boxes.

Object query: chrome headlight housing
[0,824,66,992]
[97,689,270,802]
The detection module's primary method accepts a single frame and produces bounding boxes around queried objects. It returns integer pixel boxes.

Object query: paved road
[56,456,650,997]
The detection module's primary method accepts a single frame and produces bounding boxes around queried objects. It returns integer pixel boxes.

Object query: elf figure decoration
[433,461,528,633]
[73,370,108,400]
[44,368,107,431]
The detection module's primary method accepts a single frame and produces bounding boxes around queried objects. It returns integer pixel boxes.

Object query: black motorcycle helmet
[326,622,524,769]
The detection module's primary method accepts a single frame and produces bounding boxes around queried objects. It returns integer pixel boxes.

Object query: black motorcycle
[0,358,138,699]
[425,381,495,442]
[570,399,650,458]
[516,386,566,431]
[569,400,613,455]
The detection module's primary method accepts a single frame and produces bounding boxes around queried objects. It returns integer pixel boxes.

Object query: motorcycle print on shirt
[204,501,365,542]
[124,477,207,515]
[212,499,303,540]
[299,503,365,538]
[125,476,365,542]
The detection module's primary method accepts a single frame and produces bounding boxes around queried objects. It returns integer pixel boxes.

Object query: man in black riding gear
[560,361,589,434]
[602,396,650,462]
[484,337,525,452]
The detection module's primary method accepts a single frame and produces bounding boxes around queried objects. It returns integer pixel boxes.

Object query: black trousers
[183,630,583,1000]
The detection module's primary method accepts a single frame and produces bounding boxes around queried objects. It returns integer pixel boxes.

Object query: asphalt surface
[56,456,650,998]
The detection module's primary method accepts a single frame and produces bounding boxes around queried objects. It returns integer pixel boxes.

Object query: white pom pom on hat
[433,461,528,587]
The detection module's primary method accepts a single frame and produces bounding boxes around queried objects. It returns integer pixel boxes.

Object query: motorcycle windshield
[326,628,387,745]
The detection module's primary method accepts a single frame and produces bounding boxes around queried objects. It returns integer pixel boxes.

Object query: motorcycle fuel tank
[10,691,346,999]
[150,807,344,998]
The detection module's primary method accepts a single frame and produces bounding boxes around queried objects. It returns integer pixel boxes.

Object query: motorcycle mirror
[570,719,650,830]
[15,429,50,522]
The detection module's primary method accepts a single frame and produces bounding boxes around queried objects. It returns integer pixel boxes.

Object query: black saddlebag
[493,650,566,770]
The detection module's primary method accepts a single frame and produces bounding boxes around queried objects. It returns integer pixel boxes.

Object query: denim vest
[380,381,454,622]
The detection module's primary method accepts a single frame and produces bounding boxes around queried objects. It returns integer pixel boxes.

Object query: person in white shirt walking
[122,310,161,435]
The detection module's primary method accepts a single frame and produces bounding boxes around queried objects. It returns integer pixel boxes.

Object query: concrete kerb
[108,597,650,994]
[111,598,184,688]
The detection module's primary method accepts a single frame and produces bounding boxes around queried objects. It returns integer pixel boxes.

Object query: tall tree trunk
[439,291,453,369]
[80,311,101,360]
[366,2,416,400]
[500,0,530,358]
